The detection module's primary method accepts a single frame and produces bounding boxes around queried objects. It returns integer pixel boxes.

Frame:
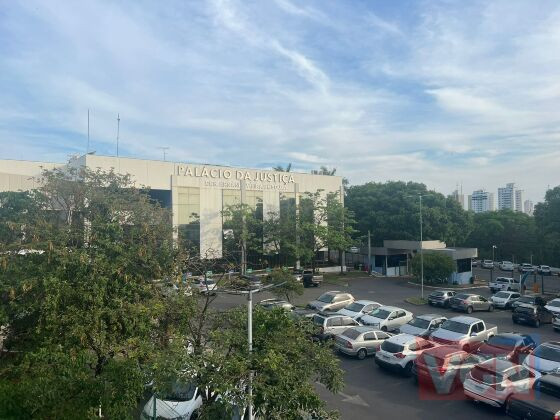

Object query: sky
[0,0,559,204]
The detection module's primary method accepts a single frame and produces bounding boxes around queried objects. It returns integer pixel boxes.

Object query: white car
[482,260,495,269]
[192,278,218,295]
[499,261,514,271]
[545,299,560,317]
[142,382,202,419]
[538,265,552,275]
[358,306,413,332]
[374,333,437,375]
[490,291,521,309]
[337,300,381,320]
[463,358,539,407]
[398,314,447,338]
[522,342,560,374]
[489,277,520,293]
[518,263,536,273]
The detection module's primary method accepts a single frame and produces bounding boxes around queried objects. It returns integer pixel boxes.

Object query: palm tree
[273,163,292,172]
[311,166,336,176]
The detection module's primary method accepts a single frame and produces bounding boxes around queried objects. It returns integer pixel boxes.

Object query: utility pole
[157,146,170,161]
[247,290,253,420]
[367,230,371,275]
[116,113,120,157]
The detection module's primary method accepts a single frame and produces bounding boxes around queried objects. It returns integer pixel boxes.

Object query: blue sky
[1,0,559,203]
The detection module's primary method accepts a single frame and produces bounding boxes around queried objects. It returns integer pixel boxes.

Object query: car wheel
[488,305,494,312]
[444,301,450,308]
[381,326,388,332]
[357,349,367,360]
[466,306,473,314]
[535,319,541,328]
[404,362,413,376]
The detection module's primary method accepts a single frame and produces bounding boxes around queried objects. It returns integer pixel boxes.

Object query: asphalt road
[213,274,560,420]
[473,266,560,295]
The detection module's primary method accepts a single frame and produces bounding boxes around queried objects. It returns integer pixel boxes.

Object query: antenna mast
[157,146,170,161]
[116,113,120,157]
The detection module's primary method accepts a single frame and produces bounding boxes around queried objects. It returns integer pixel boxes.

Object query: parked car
[490,291,521,309]
[472,260,480,267]
[506,373,560,420]
[512,303,554,327]
[374,334,437,375]
[412,345,481,394]
[232,274,262,290]
[474,333,536,364]
[545,298,560,317]
[489,277,520,293]
[307,291,354,312]
[449,293,494,313]
[510,294,548,311]
[538,265,552,275]
[463,358,539,408]
[358,306,413,332]
[553,315,560,332]
[290,308,317,320]
[257,298,294,311]
[427,290,457,308]
[192,277,218,295]
[398,314,447,338]
[482,260,495,269]
[337,300,381,320]
[430,316,498,352]
[311,313,361,341]
[142,381,202,420]
[499,261,515,271]
[293,269,304,282]
[518,263,536,273]
[523,342,560,374]
[334,326,393,359]
[302,269,323,287]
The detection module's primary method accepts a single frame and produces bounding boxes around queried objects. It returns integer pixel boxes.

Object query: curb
[404,298,428,306]
[406,281,489,290]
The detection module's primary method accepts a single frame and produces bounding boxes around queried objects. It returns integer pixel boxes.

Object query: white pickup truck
[489,277,520,293]
[430,316,498,352]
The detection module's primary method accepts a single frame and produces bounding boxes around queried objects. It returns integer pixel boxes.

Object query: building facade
[0,155,343,260]
[515,189,524,213]
[468,190,495,213]
[498,183,515,210]
[451,189,465,210]
[524,200,534,216]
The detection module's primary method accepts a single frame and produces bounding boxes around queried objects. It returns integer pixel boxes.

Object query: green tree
[263,267,304,302]
[410,252,455,284]
[0,167,177,419]
[273,163,292,172]
[534,186,560,267]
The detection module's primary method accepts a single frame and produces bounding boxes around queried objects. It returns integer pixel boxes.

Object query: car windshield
[407,318,431,329]
[312,315,326,326]
[441,320,470,334]
[430,291,444,297]
[455,294,470,300]
[203,279,216,285]
[494,292,511,298]
[486,336,519,349]
[367,309,391,319]
[317,294,335,303]
[471,367,504,384]
[496,279,509,284]
[161,382,197,402]
[381,340,404,353]
[341,329,362,340]
[344,302,365,312]
[518,296,535,304]
[516,306,535,314]
[541,266,550,269]
[549,301,560,308]
[533,345,560,362]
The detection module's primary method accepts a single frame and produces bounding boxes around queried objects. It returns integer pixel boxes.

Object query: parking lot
[214,274,560,420]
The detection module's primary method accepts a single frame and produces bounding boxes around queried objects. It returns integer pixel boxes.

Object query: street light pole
[419,195,424,300]
[367,230,371,275]
[247,290,253,420]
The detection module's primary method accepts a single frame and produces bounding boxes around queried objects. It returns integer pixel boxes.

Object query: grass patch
[405,297,428,305]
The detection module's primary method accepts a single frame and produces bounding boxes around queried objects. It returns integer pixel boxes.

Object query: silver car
[257,298,295,311]
[334,327,393,359]
[398,314,447,338]
[312,313,361,341]
[307,291,355,312]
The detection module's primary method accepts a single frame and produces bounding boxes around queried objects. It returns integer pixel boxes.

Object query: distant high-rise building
[515,190,524,213]
[498,183,515,210]
[469,190,495,213]
[524,200,534,216]
[451,189,465,209]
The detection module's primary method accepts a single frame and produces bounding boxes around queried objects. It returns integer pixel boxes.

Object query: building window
[177,187,200,252]
[456,258,472,273]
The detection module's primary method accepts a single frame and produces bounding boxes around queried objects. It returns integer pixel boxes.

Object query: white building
[498,183,515,210]
[515,190,524,213]
[0,155,343,260]
[468,190,495,213]
[524,200,534,216]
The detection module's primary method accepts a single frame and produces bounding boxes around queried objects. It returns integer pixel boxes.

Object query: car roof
[450,316,481,324]
[430,290,454,293]
[344,326,380,335]
[422,345,465,358]
[478,358,517,373]
[354,300,380,305]
[455,293,477,297]
[540,373,560,387]
[491,332,525,340]
[322,290,342,295]
[387,333,421,345]
[417,314,445,320]
[496,277,513,280]
[538,341,560,349]
[377,305,405,312]
[548,298,560,303]
[316,312,348,319]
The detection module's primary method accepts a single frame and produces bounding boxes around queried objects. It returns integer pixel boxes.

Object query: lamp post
[492,245,497,263]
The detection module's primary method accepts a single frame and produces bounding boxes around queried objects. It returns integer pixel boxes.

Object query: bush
[410,252,455,284]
